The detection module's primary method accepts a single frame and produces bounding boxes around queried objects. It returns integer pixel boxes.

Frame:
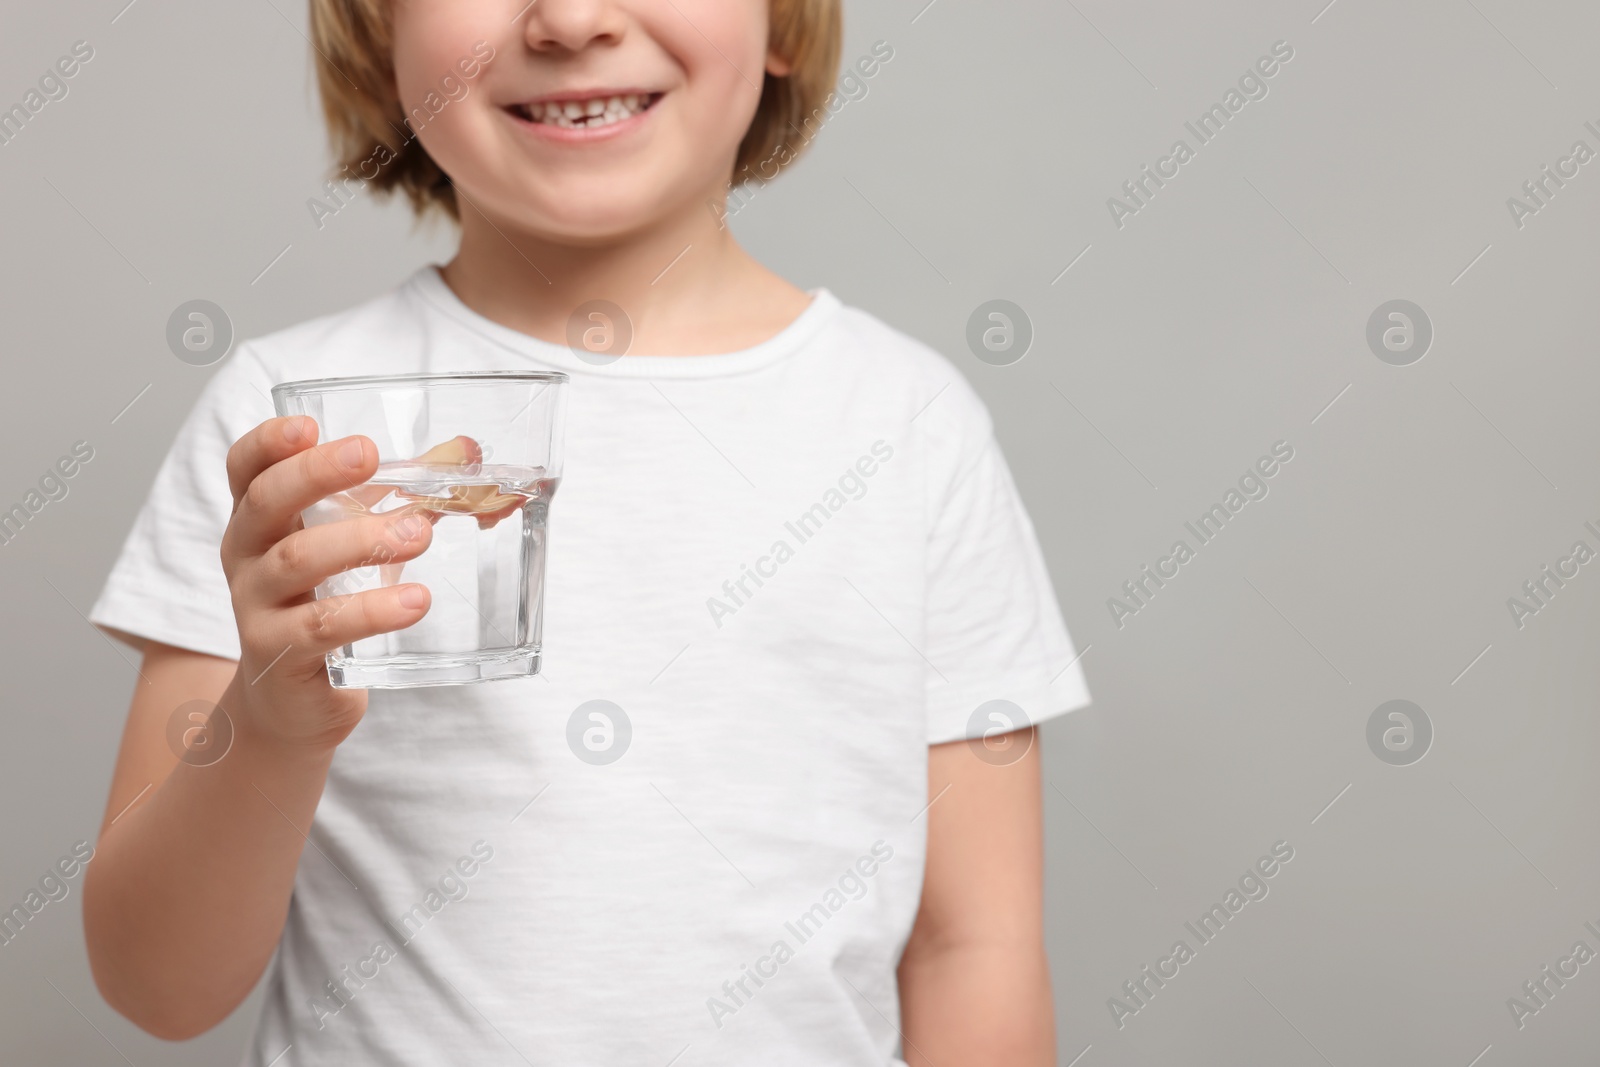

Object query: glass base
[327,648,541,690]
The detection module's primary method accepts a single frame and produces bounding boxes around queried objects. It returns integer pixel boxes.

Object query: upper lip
[509,87,662,107]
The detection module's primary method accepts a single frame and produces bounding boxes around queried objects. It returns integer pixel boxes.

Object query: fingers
[254,583,432,661]
[231,434,380,556]
[342,434,486,511]
[247,507,435,605]
[227,416,318,507]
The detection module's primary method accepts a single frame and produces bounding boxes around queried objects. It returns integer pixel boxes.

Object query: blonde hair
[308,0,842,221]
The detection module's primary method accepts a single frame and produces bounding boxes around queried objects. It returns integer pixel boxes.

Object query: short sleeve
[89,344,276,661]
[923,427,1092,745]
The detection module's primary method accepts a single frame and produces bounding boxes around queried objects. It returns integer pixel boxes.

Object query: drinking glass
[271,372,567,688]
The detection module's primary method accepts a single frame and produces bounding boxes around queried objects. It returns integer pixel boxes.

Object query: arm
[83,417,433,1039]
[897,728,1055,1066]
[83,645,339,1039]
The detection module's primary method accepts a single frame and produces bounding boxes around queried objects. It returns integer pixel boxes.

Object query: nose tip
[519,0,627,54]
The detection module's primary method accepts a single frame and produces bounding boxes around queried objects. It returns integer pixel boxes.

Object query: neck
[440,183,795,356]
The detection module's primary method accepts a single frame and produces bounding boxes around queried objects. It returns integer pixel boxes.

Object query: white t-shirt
[91,266,1091,1066]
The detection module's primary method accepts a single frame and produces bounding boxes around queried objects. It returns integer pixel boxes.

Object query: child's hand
[219,416,433,750]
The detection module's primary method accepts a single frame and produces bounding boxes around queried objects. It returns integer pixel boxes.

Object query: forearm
[84,675,336,1040]
[897,940,1055,1067]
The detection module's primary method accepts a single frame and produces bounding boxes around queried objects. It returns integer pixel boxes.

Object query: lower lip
[504,96,660,144]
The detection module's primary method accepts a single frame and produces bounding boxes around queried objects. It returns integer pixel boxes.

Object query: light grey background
[2,0,1596,1064]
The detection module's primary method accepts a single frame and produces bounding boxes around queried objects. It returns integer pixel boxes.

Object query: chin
[492,178,698,244]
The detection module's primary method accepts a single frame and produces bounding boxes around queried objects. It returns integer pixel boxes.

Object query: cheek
[391,4,499,115]
[649,0,768,133]
[666,0,768,65]
[391,6,509,178]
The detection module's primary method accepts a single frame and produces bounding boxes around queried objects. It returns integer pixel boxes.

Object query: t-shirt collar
[409,264,838,379]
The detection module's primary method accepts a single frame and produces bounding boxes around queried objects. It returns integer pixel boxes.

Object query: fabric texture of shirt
[90,266,1092,1066]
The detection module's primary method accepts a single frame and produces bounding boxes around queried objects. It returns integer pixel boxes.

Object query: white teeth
[520,93,653,129]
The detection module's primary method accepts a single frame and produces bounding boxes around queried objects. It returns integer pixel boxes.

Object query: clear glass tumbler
[271,372,568,689]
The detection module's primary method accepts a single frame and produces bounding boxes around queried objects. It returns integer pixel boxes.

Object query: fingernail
[339,438,366,468]
[398,585,427,609]
[282,417,304,443]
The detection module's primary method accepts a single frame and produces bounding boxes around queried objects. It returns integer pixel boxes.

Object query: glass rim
[271,370,569,399]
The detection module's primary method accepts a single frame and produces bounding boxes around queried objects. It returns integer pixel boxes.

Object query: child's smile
[502,88,665,141]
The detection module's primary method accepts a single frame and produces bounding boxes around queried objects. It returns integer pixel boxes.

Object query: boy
[84,1,1091,1063]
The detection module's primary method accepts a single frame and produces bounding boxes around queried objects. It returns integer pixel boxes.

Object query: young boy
[84,1,1091,1063]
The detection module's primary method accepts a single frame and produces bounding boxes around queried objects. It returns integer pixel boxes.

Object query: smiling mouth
[507,92,663,130]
